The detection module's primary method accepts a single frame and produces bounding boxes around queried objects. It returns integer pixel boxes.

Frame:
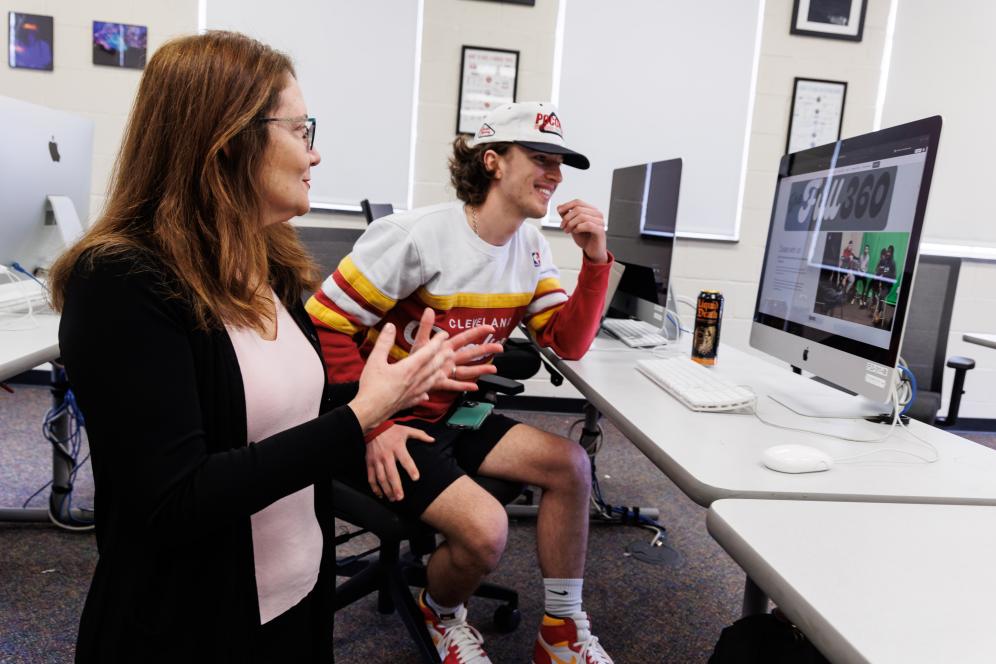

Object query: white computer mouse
[761,444,834,474]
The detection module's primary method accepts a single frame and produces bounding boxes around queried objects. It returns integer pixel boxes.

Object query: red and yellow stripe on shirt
[307,271,540,423]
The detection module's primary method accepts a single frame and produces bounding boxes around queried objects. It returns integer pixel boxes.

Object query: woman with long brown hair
[49,31,500,662]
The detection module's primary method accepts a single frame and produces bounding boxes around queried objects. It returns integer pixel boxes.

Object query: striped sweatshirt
[305,201,612,432]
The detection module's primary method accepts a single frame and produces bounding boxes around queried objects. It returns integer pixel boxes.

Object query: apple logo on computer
[49,135,60,162]
[803,347,809,362]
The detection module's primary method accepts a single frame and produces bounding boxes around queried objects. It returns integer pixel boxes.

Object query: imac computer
[750,116,942,405]
[0,96,93,272]
[604,158,681,327]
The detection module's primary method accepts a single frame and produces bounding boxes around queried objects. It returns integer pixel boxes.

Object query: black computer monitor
[604,158,681,324]
[750,116,942,404]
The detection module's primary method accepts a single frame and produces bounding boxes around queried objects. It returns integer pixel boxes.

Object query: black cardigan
[59,253,361,663]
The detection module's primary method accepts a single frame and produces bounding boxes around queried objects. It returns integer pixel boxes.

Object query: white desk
[963,332,996,350]
[708,499,996,664]
[543,336,996,507]
[0,314,81,526]
[0,314,60,381]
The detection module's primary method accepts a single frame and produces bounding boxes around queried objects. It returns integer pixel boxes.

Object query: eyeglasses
[258,116,316,151]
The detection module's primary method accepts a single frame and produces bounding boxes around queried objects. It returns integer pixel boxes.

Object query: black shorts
[333,412,520,519]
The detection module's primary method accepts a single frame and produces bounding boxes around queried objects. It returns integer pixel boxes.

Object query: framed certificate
[786,77,847,154]
[457,45,519,135]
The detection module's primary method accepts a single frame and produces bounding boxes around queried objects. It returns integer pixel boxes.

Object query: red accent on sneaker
[533,613,613,664]
[418,591,492,663]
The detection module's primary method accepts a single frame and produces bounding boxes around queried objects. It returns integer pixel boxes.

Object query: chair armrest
[333,480,415,542]
[478,373,524,396]
[941,355,976,428]
[947,355,976,372]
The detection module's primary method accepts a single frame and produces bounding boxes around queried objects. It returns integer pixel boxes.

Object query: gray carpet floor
[2,383,994,663]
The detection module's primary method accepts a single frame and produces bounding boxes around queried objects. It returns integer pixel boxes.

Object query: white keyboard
[601,318,666,348]
[636,356,756,412]
[0,279,49,314]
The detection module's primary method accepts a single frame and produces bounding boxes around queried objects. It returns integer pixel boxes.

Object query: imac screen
[754,116,941,368]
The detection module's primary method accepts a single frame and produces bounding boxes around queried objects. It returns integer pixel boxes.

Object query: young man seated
[307,102,615,664]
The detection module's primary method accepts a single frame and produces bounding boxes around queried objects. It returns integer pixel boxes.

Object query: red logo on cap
[534,112,563,138]
[477,123,495,138]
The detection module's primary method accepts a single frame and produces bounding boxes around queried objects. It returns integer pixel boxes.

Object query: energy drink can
[692,290,723,366]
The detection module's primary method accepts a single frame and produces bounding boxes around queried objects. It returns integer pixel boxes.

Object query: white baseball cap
[470,101,590,170]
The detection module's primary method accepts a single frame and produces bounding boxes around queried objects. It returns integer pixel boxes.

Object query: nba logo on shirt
[531,251,541,267]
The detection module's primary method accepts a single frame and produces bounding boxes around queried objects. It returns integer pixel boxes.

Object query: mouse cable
[751,383,939,464]
[748,385,900,443]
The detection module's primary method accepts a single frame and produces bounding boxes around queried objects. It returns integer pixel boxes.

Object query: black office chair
[295,226,365,281]
[492,336,564,389]
[297,225,525,662]
[900,255,975,427]
[360,199,394,225]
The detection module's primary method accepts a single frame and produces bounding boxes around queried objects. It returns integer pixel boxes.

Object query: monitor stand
[47,195,84,243]
[664,284,680,341]
[767,386,891,420]
[20,195,85,272]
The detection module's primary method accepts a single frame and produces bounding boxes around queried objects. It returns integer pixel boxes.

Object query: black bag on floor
[708,612,830,664]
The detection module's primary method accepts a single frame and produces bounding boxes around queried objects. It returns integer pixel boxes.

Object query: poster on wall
[8,12,54,71]
[92,21,147,69]
[457,45,518,135]
[790,0,867,41]
[786,77,847,154]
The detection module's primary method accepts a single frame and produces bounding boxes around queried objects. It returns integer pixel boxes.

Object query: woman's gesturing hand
[347,309,504,432]
[349,319,450,432]
[408,308,504,393]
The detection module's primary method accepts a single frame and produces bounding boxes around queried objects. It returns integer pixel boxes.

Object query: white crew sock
[424,590,465,622]
[543,578,583,617]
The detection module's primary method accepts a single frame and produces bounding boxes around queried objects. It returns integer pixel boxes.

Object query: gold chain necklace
[470,206,480,237]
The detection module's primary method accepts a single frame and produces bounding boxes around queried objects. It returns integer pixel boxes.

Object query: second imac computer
[604,157,681,327]
[0,95,93,273]
[750,115,942,406]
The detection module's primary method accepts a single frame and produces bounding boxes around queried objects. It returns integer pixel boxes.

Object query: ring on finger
[451,365,457,378]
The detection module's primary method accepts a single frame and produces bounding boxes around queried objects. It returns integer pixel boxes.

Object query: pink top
[227,294,325,624]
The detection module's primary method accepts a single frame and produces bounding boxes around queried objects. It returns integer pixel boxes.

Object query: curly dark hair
[448,135,513,206]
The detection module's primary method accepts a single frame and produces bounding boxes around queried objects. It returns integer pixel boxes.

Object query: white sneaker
[533,612,614,664]
[418,590,492,663]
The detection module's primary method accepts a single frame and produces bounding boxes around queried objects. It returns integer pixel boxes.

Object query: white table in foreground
[543,336,996,507]
[707,499,996,664]
[963,332,996,350]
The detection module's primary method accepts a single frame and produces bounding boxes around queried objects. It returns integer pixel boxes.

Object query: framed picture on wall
[8,12,54,71]
[786,78,847,154]
[457,45,519,135]
[93,21,148,69]
[790,0,867,41]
